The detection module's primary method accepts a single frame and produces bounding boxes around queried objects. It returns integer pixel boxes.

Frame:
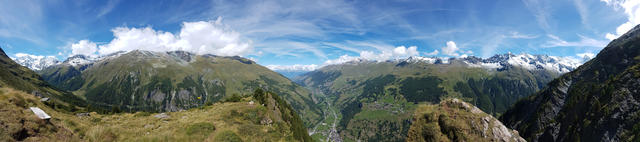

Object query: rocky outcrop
[407,99,525,142]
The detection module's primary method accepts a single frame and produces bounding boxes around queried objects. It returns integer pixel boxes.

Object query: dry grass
[0,87,299,141]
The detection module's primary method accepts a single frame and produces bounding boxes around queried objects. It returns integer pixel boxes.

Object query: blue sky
[0,0,637,70]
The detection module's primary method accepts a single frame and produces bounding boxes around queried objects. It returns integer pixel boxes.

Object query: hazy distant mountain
[266,64,317,79]
[275,70,310,79]
[500,25,640,142]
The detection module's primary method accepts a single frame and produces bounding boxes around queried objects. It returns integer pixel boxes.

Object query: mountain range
[15,52,584,79]
[294,52,578,141]
[11,53,60,71]
[33,50,323,127]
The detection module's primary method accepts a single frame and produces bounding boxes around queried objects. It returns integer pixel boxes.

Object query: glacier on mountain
[11,53,61,70]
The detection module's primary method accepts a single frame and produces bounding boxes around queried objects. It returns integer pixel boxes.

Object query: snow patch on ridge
[327,53,584,73]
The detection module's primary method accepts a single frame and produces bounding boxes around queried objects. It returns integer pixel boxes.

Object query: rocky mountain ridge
[500,24,640,141]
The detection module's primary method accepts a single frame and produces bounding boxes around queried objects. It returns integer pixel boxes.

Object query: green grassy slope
[39,50,322,127]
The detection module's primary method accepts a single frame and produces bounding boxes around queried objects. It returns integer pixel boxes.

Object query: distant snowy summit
[14,51,584,74]
[327,53,584,74]
[12,51,128,71]
[11,54,60,71]
[63,55,95,67]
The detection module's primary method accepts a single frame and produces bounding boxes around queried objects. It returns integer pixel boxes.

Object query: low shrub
[186,122,216,136]
[214,130,243,142]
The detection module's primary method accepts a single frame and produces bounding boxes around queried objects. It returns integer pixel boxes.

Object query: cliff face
[500,25,640,141]
[407,99,525,142]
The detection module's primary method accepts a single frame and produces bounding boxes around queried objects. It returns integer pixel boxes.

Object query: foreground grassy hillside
[0,87,311,141]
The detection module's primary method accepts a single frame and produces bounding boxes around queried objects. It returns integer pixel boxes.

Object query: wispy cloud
[522,0,552,32]
[506,31,539,39]
[0,1,46,45]
[543,34,608,48]
[573,0,590,27]
[97,0,121,18]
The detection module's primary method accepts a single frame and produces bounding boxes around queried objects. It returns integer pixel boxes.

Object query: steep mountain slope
[0,87,312,141]
[407,99,524,142]
[296,55,567,141]
[500,25,640,141]
[39,50,321,126]
[0,47,84,109]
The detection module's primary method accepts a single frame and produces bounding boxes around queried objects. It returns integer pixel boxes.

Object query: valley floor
[308,89,343,142]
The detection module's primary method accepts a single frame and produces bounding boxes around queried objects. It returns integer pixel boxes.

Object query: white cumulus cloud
[425,50,439,56]
[71,40,98,57]
[14,53,48,59]
[71,18,252,57]
[323,45,420,65]
[323,54,361,65]
[265,64,319,71]
[393,46,419,57]
[601,0,640,40]
[441,41,463,57]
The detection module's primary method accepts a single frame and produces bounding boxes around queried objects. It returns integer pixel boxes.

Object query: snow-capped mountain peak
[478,53,582,73]
[61,51,129,67]
[11,53,61,70]
[63,55,96,67]
[393,53,582,73]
